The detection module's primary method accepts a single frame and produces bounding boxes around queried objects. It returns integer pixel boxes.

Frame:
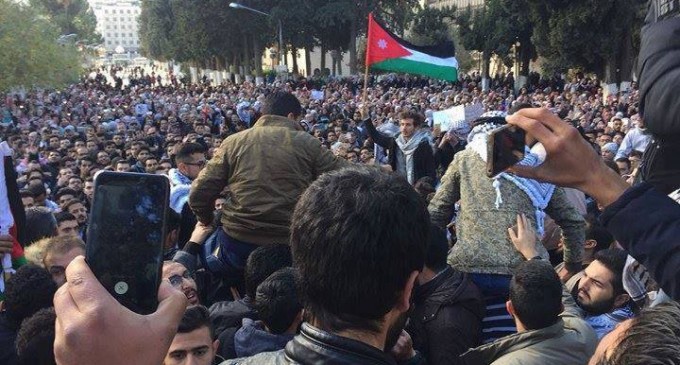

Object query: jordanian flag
[365,13,458,81]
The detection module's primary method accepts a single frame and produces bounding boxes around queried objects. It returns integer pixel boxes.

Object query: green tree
[409,6,457,45]
[0,0,81,91]
[527,0,645,82]
[139,0,174,61]
[29,0,102,44]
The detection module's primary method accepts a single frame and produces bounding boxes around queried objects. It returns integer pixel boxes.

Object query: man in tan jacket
[460,259,597,365]
[189,91,348,274]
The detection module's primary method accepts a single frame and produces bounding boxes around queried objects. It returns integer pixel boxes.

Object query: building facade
[425,0,485,11]
[89,0,141,53]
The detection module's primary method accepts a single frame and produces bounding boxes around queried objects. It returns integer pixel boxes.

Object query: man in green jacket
[460,259,597,365]
[188,91,348,274]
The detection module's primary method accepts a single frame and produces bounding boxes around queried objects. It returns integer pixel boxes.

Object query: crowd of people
[2,6,680,362]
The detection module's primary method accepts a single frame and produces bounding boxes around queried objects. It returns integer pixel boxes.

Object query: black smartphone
[487,124,526,178]
[86,171,170,314]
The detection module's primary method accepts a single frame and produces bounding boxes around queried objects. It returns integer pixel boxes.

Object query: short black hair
[254,268,303,334]
[54,211,77,224]
[509,260,562,330]
[4,264,57,329]
[291,166,429,333]
[425,225,449,272]
[261,91,302,118]
[15,307,56,365]
[27,181,47,197]
[20,189,34,198]
[55,188,77,201]
[244,244,292,299]
[175,142,206,164]
[594,248,628,297]
[177,305,214,338]
[25,207,57,245]
[584,214,614,253]
[614,157,631,170]
[113,158,131,169]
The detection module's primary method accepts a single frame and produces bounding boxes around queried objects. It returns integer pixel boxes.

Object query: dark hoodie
[407,266,485,365]
[234,318,294,358]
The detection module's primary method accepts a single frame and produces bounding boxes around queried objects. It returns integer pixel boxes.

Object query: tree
[527,0,644,82]
[409,6,457,46]
[29,0,102,44]
[0,0,81,91]
[139,0,174,61]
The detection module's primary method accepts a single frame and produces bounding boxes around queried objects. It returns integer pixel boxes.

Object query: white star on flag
[377,39,388,49]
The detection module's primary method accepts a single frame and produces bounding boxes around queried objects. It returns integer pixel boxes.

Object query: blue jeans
[469,273,512,300]
[217,229,258,277]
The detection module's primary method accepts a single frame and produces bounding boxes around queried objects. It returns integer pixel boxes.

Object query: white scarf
[396,129,432,184]
[168,168,192,214]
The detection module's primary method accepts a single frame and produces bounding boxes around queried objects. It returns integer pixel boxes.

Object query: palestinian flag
[365,13,458,81]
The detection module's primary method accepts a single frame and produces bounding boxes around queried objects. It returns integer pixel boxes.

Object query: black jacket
[434,141,466,177]
[364,118,435,183]
[222,323,426,365]
[638,8,680,137]
[600,183,680,300]
[210,296,257,337]
[407,267,485,365]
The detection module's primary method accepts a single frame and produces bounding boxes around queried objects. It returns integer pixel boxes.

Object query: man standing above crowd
[364,109,436,184]
[189,91,348,275]
[428,111,585,341]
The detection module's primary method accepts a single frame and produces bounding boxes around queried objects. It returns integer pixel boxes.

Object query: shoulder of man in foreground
[220,350,286,365]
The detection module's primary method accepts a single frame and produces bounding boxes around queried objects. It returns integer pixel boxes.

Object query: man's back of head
[15,307,56,365]
[244,244,292,300]
[24,207,57,245]
[291,166,429,333]
[509,260,563,331]
[4,264,57,330]
[254,267,303,335]
[261,91,302,119]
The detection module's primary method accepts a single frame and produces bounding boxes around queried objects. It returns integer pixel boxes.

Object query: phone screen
[487,125,526,177]
[86,171,169,314]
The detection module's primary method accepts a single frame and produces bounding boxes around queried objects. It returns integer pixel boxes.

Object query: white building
[425,0,484,12]
[89,0,141,53]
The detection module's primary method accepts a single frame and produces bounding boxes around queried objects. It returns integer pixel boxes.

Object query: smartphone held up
[86,171,170,314]
[486,124,526,178]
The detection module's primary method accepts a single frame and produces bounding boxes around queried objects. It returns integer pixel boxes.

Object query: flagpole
[362,12,373,108]
[362,66,369,105]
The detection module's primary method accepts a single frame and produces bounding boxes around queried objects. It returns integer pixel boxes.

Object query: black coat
[209,296,257,337]
[222,323,427,365]
[364,119,436,184]
[601,183,680,300]
[638,10,680,137]
[407,266,485,365]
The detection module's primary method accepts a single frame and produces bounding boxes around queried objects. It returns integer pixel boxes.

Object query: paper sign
[311,90,324,101]
[433,104,484,133]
